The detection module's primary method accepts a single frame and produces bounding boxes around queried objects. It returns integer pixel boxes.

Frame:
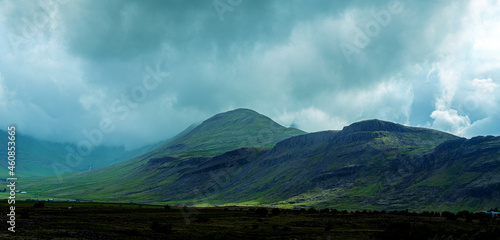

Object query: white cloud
[461,115,500,137]
[430,109,471,136]
[274,107,347,132]
[428,0,500,137]
[270,79,414,133]
[470,78,498,111]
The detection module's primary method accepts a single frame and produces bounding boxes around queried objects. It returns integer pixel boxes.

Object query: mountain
[0,130,166,177]
[154,119,463,207]
[157,120,498,211]
[18,109,305,200]
[145,108,305,158]
[18,113,500,212]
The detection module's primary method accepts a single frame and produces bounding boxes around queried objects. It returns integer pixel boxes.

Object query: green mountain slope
[18,109,305,200]
[146,108,305,158]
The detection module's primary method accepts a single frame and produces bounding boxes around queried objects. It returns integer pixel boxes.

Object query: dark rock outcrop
[341,119,410,134]
[269,131,337,153]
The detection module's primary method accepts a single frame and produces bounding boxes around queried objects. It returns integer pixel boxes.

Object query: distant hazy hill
[20,111,500,211]
[0,130,166,177]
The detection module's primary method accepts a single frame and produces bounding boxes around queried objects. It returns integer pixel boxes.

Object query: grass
[346,183,382,198]
[411,165,480,188]
[2,201,499,240]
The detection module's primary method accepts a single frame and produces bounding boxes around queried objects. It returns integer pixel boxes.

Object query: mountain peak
[341,119,409,134]
[223,108,258,114]
[204,108,262,124]
[152,108,306,158]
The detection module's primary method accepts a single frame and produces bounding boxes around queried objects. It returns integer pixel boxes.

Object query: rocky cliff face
[269,131,338,153]
[150,119,491,210]
[429,136,500,170]
[367,135,500,210]
[427,136,500,202]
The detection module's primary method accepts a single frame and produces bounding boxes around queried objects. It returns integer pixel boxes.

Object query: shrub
[271,208,281,216]
[124,229,140,236]
[457,210,472,219]
[473,212,491,223]
[20,210,30,219]
[255,208,268,217]
[194,216,210,223]
[33,201,45,208]
[164,205,171,210]
[325,223,334,232]
[272,225,278,231]
[307,208,318,214]
[320,208,330,214]
[375,222,411,240]
[442,211,457,221]
[150,222,172,234]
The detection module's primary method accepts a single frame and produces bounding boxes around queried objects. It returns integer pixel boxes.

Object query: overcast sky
[1,0,499,149]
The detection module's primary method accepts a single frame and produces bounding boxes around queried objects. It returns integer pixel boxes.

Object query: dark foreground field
[1,201,499,240]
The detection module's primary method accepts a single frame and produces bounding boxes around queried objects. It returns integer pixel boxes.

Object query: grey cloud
[0,0,499,149]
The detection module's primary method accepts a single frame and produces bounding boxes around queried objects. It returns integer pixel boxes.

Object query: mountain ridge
[17,109,500,212]
[145,108,306,158]
[342,119,410,133]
